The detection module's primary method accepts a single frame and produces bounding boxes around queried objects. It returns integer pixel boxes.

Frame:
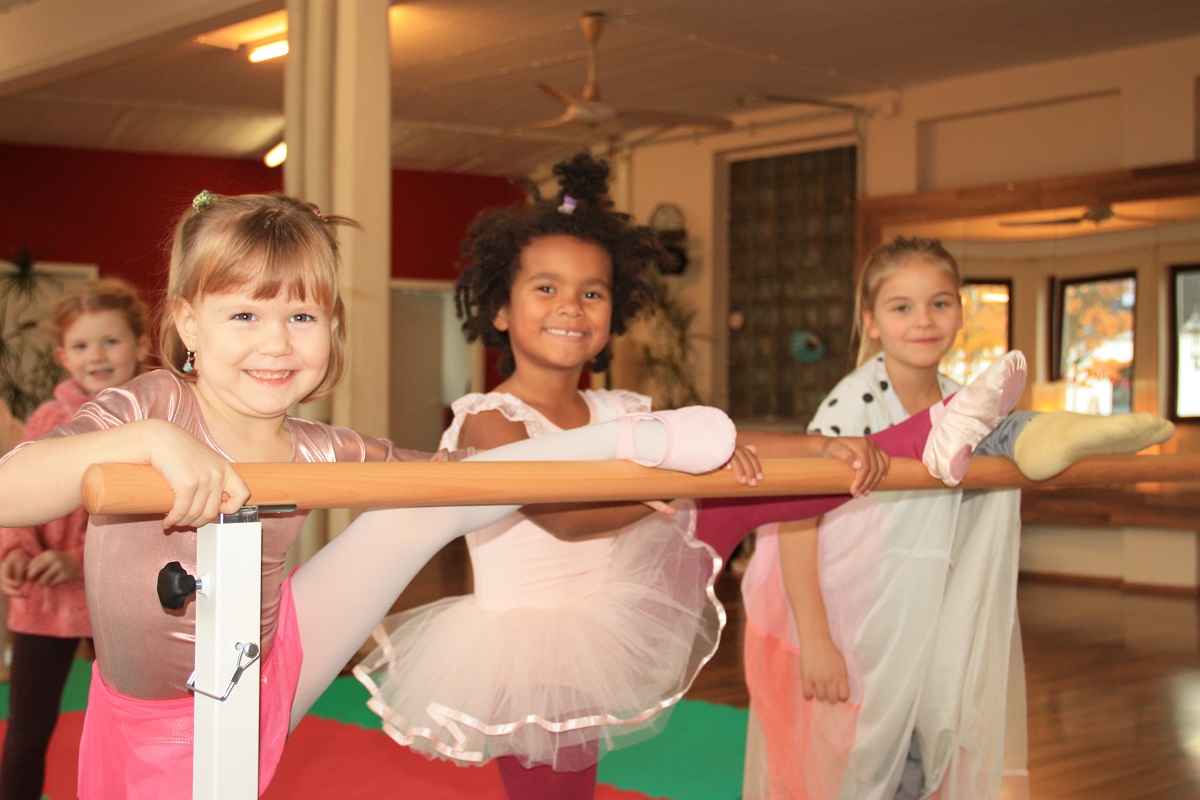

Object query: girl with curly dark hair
[356,152,731,799]
[354,152,1039,800]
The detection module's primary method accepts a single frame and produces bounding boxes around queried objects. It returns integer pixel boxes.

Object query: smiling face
[493,234,614,378]
[861,255,963,371]
[56,309,148,397]
[174,290,332,421]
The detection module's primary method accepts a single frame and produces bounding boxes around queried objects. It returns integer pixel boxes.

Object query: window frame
[1049,269,1137,414]
[1167,263,1200,422]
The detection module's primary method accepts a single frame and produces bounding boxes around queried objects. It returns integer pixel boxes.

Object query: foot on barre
[923,350,1027,487]
[1012,410,1175,480]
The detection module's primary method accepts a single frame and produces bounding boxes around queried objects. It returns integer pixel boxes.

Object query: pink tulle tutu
[353,502,723,771]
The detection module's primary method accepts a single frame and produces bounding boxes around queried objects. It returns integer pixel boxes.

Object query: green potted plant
[1,247,65,421]
[637,275,706,410]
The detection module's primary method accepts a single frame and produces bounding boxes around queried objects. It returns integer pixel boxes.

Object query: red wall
[0,144,524,307]
[392,168,525,281]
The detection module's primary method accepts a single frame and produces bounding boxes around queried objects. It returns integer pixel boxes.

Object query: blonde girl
[740,236,1172,800]
[0,191,738,799]
[0,278,149,800]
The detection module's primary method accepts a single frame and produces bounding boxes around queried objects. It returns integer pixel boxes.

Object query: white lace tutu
[353,501,723,770]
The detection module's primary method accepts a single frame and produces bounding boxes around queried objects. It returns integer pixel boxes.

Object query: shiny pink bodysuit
[9,370,428,701]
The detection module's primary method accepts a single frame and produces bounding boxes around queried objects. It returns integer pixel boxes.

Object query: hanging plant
[1,246,65,420]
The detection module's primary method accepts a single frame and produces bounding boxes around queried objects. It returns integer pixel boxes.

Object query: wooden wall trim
[856,160,1200,259]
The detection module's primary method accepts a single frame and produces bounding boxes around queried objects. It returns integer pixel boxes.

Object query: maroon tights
[695,404,934,563]
[497,754,598,800]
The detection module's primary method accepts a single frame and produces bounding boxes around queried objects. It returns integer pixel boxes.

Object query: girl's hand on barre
[821,437,889,497]
[144,420,250,529]
[725,445,765,486]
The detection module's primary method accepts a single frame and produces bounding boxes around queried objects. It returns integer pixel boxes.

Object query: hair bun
[552,153,611,208]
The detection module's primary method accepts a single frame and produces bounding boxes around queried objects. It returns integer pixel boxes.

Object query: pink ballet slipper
[616,406,737,474]
[923,350,1027,487]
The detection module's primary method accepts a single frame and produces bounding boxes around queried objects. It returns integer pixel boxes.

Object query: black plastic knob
[157,561,198,611]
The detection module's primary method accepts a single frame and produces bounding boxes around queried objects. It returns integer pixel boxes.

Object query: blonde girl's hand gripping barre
[0,417,249,530]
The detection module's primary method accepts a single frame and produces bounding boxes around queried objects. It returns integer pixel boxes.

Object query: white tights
[288,417,671,725]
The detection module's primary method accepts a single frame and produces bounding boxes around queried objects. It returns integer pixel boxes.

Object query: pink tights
[695,404,934,563]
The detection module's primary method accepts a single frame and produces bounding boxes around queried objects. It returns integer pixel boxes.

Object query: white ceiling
[2,0,1200,178]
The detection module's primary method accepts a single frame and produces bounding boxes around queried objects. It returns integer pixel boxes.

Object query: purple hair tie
[558,195,577,215]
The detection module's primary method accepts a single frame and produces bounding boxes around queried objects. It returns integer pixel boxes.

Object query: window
[1168,264,1200,420]
[942,280,1012,386]
[1052,272,1135,415]
[726,146,857,423]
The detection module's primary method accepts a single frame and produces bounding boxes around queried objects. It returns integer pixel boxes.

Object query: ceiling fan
[999,203,1195,227]
[519,11,734,135]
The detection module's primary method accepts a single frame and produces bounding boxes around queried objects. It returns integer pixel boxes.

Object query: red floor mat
[0,712,84,800]
[266,716,658,799]
[3,712,658,799]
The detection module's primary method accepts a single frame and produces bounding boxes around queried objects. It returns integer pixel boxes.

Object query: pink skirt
[77,576,304,798]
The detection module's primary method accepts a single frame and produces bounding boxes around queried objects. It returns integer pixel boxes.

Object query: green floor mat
[598,699,747,800]
[0,657,92,719]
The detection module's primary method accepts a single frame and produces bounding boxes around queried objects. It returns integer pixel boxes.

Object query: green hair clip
[192,190,215,211]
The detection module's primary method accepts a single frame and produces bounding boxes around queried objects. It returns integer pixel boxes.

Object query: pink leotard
[2,370,428,700]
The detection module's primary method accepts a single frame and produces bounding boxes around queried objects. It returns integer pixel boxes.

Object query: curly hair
[454,152,665,377]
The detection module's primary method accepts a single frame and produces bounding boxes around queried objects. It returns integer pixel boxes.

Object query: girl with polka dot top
[739,237,1173,800]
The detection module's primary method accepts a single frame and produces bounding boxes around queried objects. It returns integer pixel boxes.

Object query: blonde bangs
[194,224,339,312]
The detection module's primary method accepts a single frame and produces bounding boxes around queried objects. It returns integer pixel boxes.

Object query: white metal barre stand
[157,507,272,799]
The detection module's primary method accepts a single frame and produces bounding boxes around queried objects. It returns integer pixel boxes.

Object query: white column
[284,0,392,546]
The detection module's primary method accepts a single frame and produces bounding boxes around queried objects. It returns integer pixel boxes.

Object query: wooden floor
[379,539,1200,799]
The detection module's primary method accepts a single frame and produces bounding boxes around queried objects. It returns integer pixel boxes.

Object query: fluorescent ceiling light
[264,141,287,167]
[248,39,289,63]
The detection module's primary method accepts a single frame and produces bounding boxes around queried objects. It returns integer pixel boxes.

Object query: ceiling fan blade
[615,110,734,131]
[1000,204,1119,226]
[998,215,1087,227]
[514,115,575,132]
[537,83,578,107]
[1109,211,1200,224]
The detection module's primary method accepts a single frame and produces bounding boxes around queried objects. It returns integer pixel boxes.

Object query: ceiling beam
[0,0,282,97]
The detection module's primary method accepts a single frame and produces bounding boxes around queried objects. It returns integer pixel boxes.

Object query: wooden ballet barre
[81,453,1200,516]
